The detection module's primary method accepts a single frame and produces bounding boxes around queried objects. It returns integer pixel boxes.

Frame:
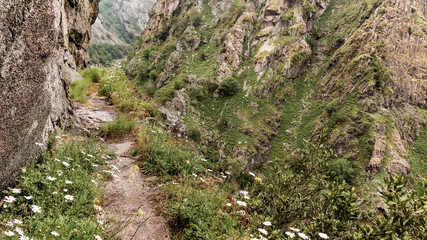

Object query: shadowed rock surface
[0,0,99,191]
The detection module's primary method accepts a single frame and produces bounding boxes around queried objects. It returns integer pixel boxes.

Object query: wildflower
[236,200,247,207]
[221,175,227,178]
[14,219,23,225]
[91,179,96,183]
[20,235,31,240]
[97,220,104,225]
[258,228,268,235]
[289,227,300,232]
[248,172,256,177]
[66,157,73,161]
[207,169,213,172]
[263,221,272,226]
[225,171,231,175]
[57,170,63,176]
[47,176,56,181]
[64,195,74,201]
[4,231,14,236]
[62,162,70,167]
[15,227,24,236]
[51,231,59,236]
[255,177,262,182]
[5,221,14,226]
[24,196,33,200]
[192,173,197,177]
[226,203,232,207]
[31,205,42,213]
[12,188,21,194]
[318,233,329,239]
[285,232,295,238]
[94,204,102,211]
[52,191,58,195]
[54,158,60,162]
[94,235,102,240]
[297,232,309,239]
[65,180,72,184]
[92,164,98,167]
[5,196,16,203]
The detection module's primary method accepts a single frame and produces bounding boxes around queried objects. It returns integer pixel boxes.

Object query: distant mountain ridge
[92,0,156,45]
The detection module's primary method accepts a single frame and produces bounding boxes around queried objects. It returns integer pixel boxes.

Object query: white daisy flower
[51,231,59,236]
[24,196,33,200]
[5,221,14,226]
[236,200,247,207]
[47,176,56,181]
[64,195,74,201]
[31,205,42,213]
[258,228,268,235]
[4,230,14,236]
[289,227,300,232]
[20,235,31,240]
[5,196,16,203]
[263,221,272,226]
[62,162,70,167]
[318,233,329,239]
[94,204,102,211]
[94,235,102,240]
[285,232,295,238]
[297,232,309,239]
[15,227,24,236]
[63,189,68,192]
[11,188,21,194]
[52,191,58,195]
[14,219,23,225]
[65,180,72,184]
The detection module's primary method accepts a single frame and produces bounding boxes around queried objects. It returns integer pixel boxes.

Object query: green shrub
[205,80,219,93]
[139,125,204,176]
[82,68,101,82]
[218,77,239,96]
[168,179,244,239]
[187,127,201,142]
[154,85,175,104]
[174,80,185,90]
[100,115,136,138]
[188,84,204,101]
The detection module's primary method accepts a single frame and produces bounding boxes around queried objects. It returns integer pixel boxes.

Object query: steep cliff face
[127,0,426,179]
[0,0,99,191]
[92,0,156,45]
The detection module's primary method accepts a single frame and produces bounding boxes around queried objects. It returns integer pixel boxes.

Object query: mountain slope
[126,0,425,181]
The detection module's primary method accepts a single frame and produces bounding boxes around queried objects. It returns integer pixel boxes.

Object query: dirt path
[74,89,170,240]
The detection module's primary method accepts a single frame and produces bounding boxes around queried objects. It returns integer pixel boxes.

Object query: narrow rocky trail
[74,87,170,240]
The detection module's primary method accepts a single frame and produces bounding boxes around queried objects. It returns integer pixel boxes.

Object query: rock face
[91,0,156,45]
[0,0,99,191]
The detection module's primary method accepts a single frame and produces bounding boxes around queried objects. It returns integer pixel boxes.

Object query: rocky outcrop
[317,0,426,175]
[0,0,99,191]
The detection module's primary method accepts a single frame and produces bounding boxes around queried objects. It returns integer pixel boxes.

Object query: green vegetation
[218,77,239,96]
[100,115,136,139]
[89,43,132,66]
[70,67,103,104]
[0,140,109,239]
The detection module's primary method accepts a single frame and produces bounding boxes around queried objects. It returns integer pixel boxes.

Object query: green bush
[140,125,205,176]
[205,80,219,93]
[187,127,201,142]
[218,77,239,96]
[82,68,101,82]
[100,115,136,138]
[154,85,175,104]
[188,84,204,101]
[168,180,244,239]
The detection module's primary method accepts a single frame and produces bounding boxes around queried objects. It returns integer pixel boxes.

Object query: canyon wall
[0,0,99,191]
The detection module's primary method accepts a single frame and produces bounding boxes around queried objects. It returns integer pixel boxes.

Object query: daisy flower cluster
[1,141,108,239]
